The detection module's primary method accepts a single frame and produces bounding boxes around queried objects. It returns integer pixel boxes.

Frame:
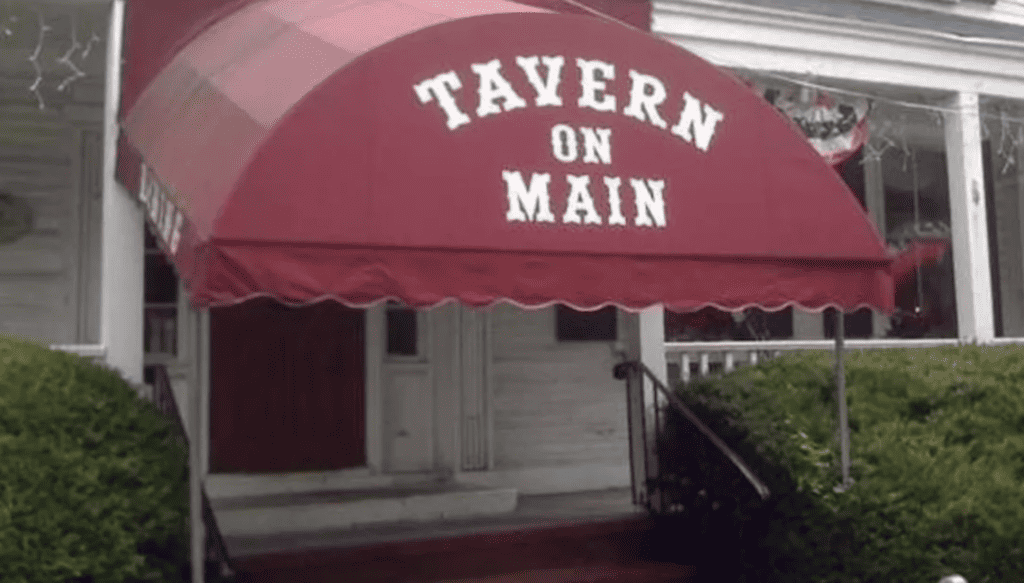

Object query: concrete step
[211,484,518,537]
[441,563,697,583]
[231,516,696,583]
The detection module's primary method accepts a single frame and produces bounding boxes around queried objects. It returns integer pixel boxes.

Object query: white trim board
[457,463,631,495]
[653,0,1024,100]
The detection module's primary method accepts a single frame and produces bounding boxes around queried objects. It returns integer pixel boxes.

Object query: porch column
[620,305,667,508]
[792,309,824,339]
[944,92,995,344]
[639,304,667,494]
[460,307,490,471]
[639,305,667,385]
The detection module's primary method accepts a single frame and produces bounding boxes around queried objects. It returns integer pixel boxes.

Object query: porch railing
[615,359,770,515]
[148,364,234,580]
[665,338,963,384]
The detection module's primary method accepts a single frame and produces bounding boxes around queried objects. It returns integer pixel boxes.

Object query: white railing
[664,338,965,384]
[49,344,107,360]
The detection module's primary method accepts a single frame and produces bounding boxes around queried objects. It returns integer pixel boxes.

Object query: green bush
[661,345,1024,583]
[0,335,189,582]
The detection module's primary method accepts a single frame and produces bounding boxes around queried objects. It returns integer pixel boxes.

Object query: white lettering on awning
[413,55,724,153]
[472,59,527,118]
[603,176,627,226]
[503,169,666,229]
[671,92,725,152]
[414,71,471,130]
[631,178,667,228]
[576,58,616,113]
[412,56,724,231]
[562,174,602,225]
[139,164,185,254]
[515,55,564,107]
[623,70,668,129]
[503,170,555,223]
[580,127,612,164]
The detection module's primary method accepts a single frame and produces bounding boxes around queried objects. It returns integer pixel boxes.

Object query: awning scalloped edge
[188,291,893,315]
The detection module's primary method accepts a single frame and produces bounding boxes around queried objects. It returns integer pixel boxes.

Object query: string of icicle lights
[1,8,102,110]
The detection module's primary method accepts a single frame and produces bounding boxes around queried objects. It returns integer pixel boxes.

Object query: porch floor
[224,487,643,559]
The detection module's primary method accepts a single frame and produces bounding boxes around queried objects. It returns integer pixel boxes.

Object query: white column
[792,309,824,339]
[944,92,995,344]
[198,310,211,476]
[618,310,650,507]
[99,0,144,384]
[364,304,384,472]
[639,305,668,385]
[190,311,206,583]
[638,304,666,509]
[459,306,489,471]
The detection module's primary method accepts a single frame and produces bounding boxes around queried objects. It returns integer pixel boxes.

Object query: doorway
[209,299,366,473]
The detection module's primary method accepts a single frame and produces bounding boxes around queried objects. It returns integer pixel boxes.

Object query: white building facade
[654,0,1024,379]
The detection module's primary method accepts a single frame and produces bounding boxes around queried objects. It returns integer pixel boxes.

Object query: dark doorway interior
[210,299,366,473]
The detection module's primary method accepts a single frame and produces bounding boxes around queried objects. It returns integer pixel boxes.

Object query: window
[144,225,179,358]
[386,302,418,355]
[824,308,874,339]
[871,102,957,339]
[982,97,1024,337]
[556,305,617,342]
[665,307,793,342]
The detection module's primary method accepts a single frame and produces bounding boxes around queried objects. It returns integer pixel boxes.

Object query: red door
[210,299,366,473]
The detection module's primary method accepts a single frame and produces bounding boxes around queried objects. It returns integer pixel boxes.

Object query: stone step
[212,485,518,537]
[231,516,695,583]
[441,563,697,583]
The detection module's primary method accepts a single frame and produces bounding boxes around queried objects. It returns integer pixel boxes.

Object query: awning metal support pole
[191,345,205,582]
[835,311,852,489]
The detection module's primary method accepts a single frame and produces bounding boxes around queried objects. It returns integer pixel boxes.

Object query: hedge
[0,335,190,582]
[659,345,1024,583]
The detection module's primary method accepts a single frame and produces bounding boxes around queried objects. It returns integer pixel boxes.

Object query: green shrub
[0,335,189,582]
[661,346,1024,583]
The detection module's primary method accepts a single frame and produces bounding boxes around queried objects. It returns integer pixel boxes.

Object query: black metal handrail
[614,360,770,502]
[149,364,234,578]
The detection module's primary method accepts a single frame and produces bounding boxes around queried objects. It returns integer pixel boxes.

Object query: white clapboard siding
[490,304,629,470]
[0,69,103,345]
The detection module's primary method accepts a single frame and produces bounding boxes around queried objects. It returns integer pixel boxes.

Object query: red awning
[119,0,894,313]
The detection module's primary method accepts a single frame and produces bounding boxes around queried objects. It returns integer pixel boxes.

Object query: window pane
[386,306,418,355]
[144,224,159,250]
[556,305,617,342]
[144,307,177,355]
[870,100,957,338]
[982,97,1024,337]
[824,308,873,339]
[144,253,178,303]
[665,307,792,341]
